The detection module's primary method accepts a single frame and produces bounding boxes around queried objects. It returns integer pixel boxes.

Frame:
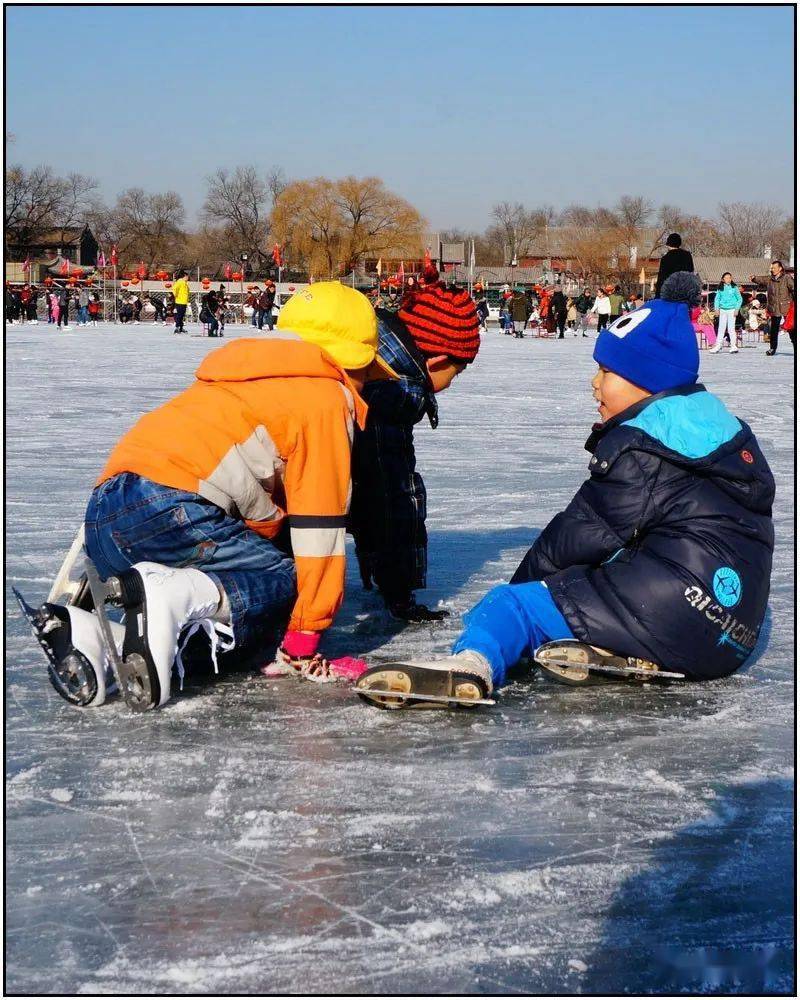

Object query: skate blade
[351,687,495,710]
[12,587,99,706]
[353,664,494,710]
[84,560,156,712]
[535,641,684,685]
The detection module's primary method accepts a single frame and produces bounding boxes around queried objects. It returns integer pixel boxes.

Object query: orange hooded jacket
[97,334,368,632]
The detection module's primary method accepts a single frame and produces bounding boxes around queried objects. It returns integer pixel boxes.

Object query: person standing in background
[756,260,795,356]
[77,285,90,325]
[710,272,742,354]
[550,285,568,338]
[589,288,611,332]
[510,286,529,338]
[608,285,625,323]
[172,270,190,333]
[655,233,695,296]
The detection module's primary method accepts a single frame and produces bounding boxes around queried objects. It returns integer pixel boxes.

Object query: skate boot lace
[175,619,235,690]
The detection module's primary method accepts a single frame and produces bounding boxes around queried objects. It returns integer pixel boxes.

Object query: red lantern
[164,281,172,289]
[232,271,243,281]
[288,285,296,292]
[130,277,140,286]
[44,276,53,286]
[121,280,130,287]
[86,277,94,286]
[201,278,210,288]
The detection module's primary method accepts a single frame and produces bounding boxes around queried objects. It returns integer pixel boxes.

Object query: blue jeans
[84,473,296,650]
[78,305,89,324]
[453,582,573,687]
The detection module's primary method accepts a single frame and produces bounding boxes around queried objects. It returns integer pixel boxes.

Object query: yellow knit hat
[277,282,379,371]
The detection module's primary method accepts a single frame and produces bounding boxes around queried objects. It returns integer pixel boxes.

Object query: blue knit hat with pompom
[593,272,701,392]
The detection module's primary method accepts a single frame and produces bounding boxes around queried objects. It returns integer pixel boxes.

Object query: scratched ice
[5,323,795,994]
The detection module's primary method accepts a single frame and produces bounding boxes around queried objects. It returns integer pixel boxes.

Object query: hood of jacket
[586,383,774,515]
[360,310,438,427]
[195,333,368,427]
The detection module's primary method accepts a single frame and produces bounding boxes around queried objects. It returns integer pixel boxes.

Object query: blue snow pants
[84,473,296,650]
[452,582,574,688]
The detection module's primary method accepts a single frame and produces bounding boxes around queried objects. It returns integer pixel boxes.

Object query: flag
[137,261,147,279]
[398,261,405,283]
[272,243,282,267]
[110,245,118,266]
[376,257,382,277]
[97,250,106,269]
[60,258,69,276]
[224,262,233,281]
[22,257,31,273]
[423,248,431,268]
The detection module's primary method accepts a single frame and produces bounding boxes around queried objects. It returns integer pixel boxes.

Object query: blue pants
[453,582,573,687]
[77,305,89,324]
[84,473,296,650]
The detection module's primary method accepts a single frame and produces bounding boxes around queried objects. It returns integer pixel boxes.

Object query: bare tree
[716,201,789,257]
[89,188,186,270]
[202,165,286,267]
[5,165,53,243]
[615,195,653,230]
[488,201,552,261]
[53,173,99,243]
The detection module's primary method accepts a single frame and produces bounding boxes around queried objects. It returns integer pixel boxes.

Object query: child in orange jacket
[40,283,397,711]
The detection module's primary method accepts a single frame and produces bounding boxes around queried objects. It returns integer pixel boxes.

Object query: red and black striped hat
[397,269,480,363]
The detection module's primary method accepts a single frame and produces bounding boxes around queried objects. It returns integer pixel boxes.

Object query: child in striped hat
[351,265,481,622]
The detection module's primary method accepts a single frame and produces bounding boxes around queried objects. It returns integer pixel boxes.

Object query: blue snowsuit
[458,384,775,685]
[350,310,438,605]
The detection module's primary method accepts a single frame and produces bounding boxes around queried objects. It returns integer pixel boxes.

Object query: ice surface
[5,323,795,994]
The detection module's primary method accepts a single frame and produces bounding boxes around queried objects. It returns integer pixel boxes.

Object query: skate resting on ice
[16,273,775,713]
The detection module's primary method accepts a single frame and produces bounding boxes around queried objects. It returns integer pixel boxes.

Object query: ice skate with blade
[13,527,124,707]
[534,640,685,686]
[354,651,496,710]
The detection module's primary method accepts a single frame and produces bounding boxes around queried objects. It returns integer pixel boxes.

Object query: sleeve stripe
[289,514,348,528]
[290,526,346,558]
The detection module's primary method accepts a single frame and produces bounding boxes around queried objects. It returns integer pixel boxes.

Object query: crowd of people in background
[5,235,794,354]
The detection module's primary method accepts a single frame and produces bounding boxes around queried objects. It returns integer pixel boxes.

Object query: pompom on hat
[593,272,701,393]
[397,270,481,363]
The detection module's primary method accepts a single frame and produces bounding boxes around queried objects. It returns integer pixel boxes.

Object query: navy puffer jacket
[512,384,775,680]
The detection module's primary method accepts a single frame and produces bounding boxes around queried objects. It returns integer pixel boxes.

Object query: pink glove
[281,630,321,659]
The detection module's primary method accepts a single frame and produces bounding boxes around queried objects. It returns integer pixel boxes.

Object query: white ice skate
[354,651,495,710]
[709,341,723,354]
[13,590,124,707]
[87,561,233,711]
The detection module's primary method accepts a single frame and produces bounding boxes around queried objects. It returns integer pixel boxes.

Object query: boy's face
[591,366,651,423]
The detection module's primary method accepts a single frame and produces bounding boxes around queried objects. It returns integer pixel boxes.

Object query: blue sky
[6,5,795,230]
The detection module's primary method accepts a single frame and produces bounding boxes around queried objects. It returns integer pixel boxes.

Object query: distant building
[7,224,99,267]
[694,256,791,290]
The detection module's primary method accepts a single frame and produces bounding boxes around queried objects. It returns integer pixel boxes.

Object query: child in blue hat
[357,273,776,707]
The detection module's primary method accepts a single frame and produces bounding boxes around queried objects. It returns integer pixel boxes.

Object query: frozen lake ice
[5,321,795,993]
